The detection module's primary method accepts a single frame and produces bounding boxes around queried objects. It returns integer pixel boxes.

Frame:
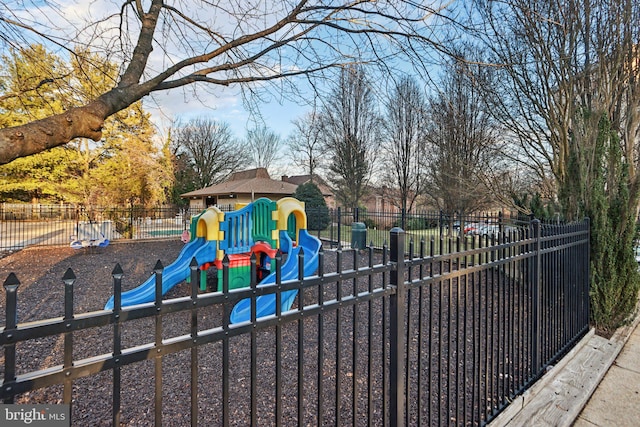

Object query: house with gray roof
[181,168,299,209]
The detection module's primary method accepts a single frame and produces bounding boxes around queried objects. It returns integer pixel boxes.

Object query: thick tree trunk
[0,0,452,166]
[0,82,151,165]
[0,0,160,166]
[0,102,108,164]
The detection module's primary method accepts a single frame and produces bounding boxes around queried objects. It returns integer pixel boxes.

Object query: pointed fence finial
[3,272,20,290]
[62,268,76,285]
[112,263,124,279]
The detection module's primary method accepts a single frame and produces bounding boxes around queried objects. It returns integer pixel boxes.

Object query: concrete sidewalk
[574,321,640,426]
[492,313,640,427]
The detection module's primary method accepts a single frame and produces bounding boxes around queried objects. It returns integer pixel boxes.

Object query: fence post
[401,208,406,230]
[129,204,135,239]
[2,273,20,404]
[389,227,406,427]
[584,217,590,328]
[111,264,124,427]
[62,268,76,406]
[337,207,342,248]
[531,219,542,375]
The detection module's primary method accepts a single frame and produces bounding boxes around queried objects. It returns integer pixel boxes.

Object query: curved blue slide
[230,229,321,323]
[104,237,217,309]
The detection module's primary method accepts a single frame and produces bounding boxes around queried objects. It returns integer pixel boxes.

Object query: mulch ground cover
[0,240,398,426]
[0,238,533,426]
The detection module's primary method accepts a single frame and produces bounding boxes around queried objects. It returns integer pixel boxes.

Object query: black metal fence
[308,206,527,251]
[0,219,590,426]
[0,204,224,251]
[1,203,525,253]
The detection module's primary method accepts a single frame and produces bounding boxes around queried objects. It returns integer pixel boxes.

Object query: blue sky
[146,86,304,143]
[1,1,309,144]
[3,0,447,177]
[145,85,309,177]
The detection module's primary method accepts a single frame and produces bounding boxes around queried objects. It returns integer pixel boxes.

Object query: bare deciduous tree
[475,0,640,330]
[0,0,456,165]
[171,117,248,189]
[478,0,640,215]
[423,55,498,216]
[287,111,323,179]
[381,76,427,213]
[246,126,280,170]
[320,65,381,207]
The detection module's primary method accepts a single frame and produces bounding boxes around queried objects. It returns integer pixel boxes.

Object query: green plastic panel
[251,198,277,245]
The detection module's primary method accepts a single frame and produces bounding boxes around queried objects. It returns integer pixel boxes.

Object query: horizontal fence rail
[0,219,590,426]
[300,206,530,252]
[1,203,530,253]
[0,204,234,251]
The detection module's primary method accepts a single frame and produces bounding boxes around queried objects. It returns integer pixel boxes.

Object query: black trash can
[351,222,367,250]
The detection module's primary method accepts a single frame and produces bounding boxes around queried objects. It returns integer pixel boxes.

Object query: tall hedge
[561,114,640,333]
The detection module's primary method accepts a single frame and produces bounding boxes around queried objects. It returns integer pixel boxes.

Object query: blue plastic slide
[104,237,217,309]
[229,229,321,323]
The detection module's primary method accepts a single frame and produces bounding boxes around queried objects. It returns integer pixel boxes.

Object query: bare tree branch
[0,0,457,164]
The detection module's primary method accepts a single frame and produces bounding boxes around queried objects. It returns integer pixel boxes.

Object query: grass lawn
[315,224,476,255]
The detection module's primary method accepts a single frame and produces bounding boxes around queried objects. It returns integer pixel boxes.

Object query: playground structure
[104,197,321,323]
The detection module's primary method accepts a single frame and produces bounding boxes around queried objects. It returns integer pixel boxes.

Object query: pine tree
[577,116,640,333]
[294,182,330,231]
